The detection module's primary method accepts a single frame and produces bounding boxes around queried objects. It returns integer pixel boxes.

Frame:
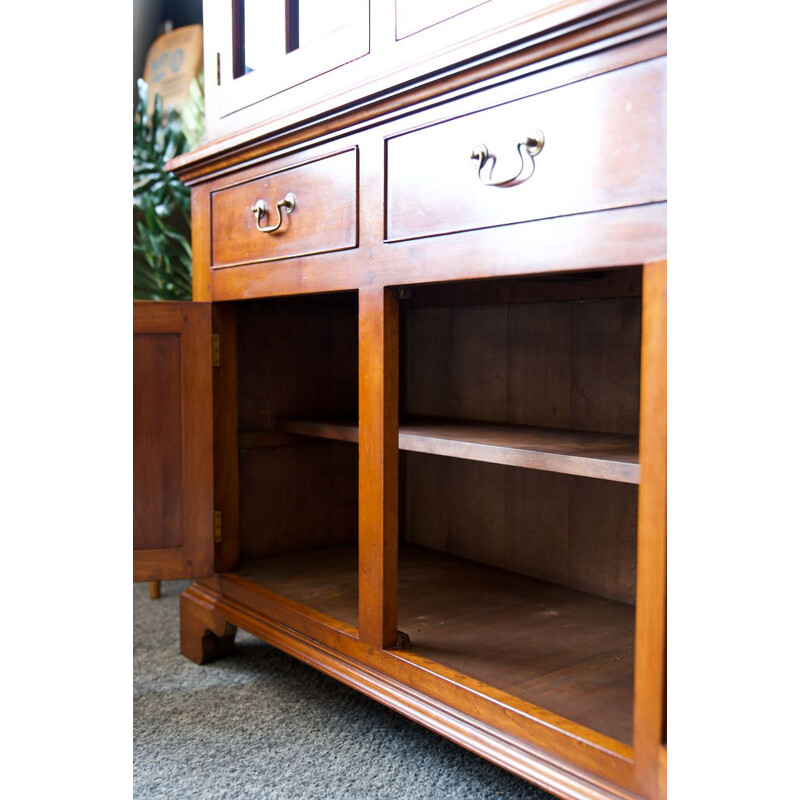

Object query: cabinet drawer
[211,148,358,269]
[385,58,665,242]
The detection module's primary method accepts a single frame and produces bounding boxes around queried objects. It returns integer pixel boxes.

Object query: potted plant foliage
[133,74,204,300]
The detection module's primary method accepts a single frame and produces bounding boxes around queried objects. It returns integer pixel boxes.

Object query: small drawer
[211,148,358,268]
[385,58,665,242]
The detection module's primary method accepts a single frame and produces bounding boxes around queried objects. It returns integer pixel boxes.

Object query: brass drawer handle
[251,192,296,233]
[470,131,544,187]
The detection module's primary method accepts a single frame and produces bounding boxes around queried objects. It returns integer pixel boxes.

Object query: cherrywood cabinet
[135,2,667,797]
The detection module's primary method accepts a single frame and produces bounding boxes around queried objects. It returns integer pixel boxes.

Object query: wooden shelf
[236,545,360,629]
[236,543,634,744]
[278,417,639,483]
[278,418,360,445]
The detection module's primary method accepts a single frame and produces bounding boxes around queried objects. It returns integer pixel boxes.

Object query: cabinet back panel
[237,293,358,431]
[570,298,642,435]
[236,293,359,559]
[402,452,637,603]
[240,440,358,560]
[403,295,641,435]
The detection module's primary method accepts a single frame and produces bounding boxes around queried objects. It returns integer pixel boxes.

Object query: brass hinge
[214,510,222,544]
[216,52,221,85]
[212,333,220,367]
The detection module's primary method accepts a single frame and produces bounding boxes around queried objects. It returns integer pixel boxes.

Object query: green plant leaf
[133,79,196,301]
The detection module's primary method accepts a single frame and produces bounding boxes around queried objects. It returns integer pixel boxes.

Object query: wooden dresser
[133,2,666,797]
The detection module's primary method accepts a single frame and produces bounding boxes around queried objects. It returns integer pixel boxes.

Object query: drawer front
[211,148,358,268]
[385,58,665,242]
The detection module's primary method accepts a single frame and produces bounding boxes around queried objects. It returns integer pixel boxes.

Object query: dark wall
[162,0,203,29]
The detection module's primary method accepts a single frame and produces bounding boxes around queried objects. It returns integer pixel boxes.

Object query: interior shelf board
[397,545,635,745]
[235,545,360,629]
[279,418,359,444]
[235,543,634,745]
[279,417,640,483]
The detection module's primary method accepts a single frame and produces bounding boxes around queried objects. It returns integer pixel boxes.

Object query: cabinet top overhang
[166,0,665,185]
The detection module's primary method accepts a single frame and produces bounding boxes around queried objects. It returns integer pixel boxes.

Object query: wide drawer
[385,57,665,242]
[211,147,358,268]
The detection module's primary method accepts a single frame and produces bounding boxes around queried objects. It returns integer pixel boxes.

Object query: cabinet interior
[397,267,642,745]
[233,267,642,746]
[235,291,360,625]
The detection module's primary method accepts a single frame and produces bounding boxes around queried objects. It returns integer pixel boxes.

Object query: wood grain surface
[280,416,639,482]
[235,293,359,562]
[386,57,666,241]
[633,259,667,799]
[133,332,183,550]
[211,148,358,268]
[233,543,635,744]
[133,302,215,581]
[358,287,400,649]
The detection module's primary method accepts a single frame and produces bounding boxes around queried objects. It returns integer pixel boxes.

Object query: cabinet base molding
[180,580,646,800]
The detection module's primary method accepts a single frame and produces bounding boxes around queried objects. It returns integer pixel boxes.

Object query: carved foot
[180,587,237,664]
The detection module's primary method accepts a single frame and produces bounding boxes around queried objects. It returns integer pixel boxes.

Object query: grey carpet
[133,580,559,799]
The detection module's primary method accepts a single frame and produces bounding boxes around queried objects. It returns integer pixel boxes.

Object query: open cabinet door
[133,301,215,581]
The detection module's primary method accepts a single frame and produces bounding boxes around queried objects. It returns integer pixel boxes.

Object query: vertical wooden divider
[191,185,212,302]
[358,286,400,649]
[633,259,667,799]
[213,303,240,573]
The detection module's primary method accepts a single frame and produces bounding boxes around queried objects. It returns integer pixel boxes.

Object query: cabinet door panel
[133,301,215,581]
[217,0,370,120]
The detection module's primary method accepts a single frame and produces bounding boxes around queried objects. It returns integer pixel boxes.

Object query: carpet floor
[133,580,560,799]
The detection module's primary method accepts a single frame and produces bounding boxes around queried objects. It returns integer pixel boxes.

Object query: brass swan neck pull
[470,131,544,187]
[251,192,296,233]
